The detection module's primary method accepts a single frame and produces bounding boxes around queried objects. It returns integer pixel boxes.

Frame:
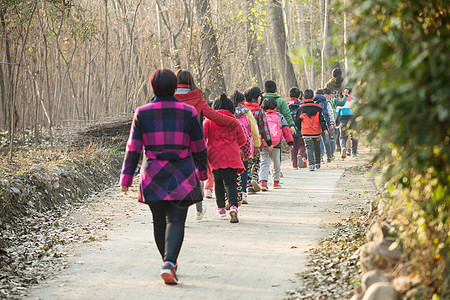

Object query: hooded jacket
[324,78,342,95]
[203,110,247,173]
[294,99,328,139]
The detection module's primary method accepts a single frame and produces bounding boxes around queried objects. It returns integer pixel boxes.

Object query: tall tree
[268,0,297,94]
[246,0,263,86]
[195,0,226,97]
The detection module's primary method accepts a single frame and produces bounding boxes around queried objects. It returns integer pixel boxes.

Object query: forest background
[1,0,449,298]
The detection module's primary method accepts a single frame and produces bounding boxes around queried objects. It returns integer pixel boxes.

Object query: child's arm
[294,107,302,134]
[246,112,261,148]
[258,111,273,147]
[279,114,294,146]
[277,98,295,127]
[318,108,329,134]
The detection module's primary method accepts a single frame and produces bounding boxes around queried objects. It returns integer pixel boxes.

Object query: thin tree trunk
[104,0,109,116]
[268,0,297,94]
[37,7,53,145]
[194,0,226,97]
[321,0,328,87]
[296,2,312,88]
[246,0,263,87]
[343,0,348,76]
[9,0,37,159]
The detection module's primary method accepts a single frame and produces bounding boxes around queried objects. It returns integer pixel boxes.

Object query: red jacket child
[203,110,247,174]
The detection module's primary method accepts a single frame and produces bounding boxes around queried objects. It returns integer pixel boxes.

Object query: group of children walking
[120,68,358,285]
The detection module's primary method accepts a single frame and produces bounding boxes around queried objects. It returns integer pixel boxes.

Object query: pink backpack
[263,110,283,147]
[237,115,252,160]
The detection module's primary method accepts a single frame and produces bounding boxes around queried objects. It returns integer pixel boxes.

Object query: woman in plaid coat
[120,69,207,285]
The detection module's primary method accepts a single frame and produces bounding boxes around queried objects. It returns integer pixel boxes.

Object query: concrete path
[27,150,372,300]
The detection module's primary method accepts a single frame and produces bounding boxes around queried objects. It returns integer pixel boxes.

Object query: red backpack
[300,111,322,136]
[263,110,283,147]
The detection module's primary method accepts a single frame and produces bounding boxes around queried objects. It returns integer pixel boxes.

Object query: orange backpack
[300,111,322,136]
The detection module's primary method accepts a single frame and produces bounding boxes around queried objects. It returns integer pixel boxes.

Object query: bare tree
[195,0,227,97]
[268,0,297,94]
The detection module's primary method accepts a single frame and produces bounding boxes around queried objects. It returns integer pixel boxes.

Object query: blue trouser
[305,138,321,166]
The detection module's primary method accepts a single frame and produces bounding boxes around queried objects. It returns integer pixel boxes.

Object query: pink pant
[290,136,306,168]
[205,164,214,190]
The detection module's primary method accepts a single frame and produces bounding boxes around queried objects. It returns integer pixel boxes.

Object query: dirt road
[27,149,373,300]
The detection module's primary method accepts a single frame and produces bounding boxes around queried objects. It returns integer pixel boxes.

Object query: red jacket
[203,110,247,174]
[174,89,238,128]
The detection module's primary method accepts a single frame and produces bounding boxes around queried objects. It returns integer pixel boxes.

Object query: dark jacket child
[314,90,334,162]
[259,97,294,190]
[243,86,272,194]
[120,69,208,285]
[294,89,328,171]
[203,94,247,223]
[288,87,306,169]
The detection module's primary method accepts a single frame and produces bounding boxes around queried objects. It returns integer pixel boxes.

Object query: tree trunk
[295,2,312,88]
[246,0,263,87]
[268,0,297,94]
[104,0,109,116]
[194,0,226,98]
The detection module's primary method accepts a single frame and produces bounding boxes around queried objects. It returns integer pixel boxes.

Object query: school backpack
[263,110,283,147]
[325,96,338,123]
[300,111,322,136]
[237,115,252,160]
[314,96,330,125]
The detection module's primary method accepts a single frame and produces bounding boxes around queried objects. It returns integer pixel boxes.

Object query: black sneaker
[161,262,178,285]
[247,187,256,194]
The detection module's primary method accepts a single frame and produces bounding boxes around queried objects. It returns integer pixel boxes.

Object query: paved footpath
[27,150,372,300]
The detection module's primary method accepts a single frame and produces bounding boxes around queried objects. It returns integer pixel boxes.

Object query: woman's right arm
[120,109,144,189]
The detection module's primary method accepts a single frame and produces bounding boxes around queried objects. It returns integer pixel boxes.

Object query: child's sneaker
[195,202,207,220]
[217,207,227,218]
[241,192,248,204]
[204,189,213,198]
[341,149,347,159]
[352,152,358,157]
[247,187,256,195]
[229,206,239,223]
[309,165,315,171]
[251,180,261,192]
[327,157,332,163]
[316,164,321,170]
[260,181,269,191]
[273,181,282,189]
[161,262,178,285]
[347,149,351,156]
[225,201,231,210]
[297,155,303,168]
[302,157,307,168]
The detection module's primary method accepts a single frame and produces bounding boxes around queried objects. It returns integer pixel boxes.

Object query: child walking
[259,97,294,189]
[232,91,260,204]
[294,89,328,171]
[203,94,247,223]
[174,69,238,220]
[288,87,307,169]
[243,87,272,194]
[120,69,208,285]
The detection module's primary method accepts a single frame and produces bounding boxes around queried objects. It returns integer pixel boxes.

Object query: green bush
[346,0,449,296]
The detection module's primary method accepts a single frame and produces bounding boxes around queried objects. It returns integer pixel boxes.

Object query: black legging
[148,201,189,264]
[213,168,238,209]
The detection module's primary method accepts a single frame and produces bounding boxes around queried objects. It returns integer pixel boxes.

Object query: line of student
[119,68,358,285]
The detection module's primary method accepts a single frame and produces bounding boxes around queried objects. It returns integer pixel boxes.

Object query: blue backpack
[314,95,330,125]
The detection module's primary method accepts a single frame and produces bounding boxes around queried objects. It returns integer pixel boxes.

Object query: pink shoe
[217,207,227,218]
[230,206,239,223]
